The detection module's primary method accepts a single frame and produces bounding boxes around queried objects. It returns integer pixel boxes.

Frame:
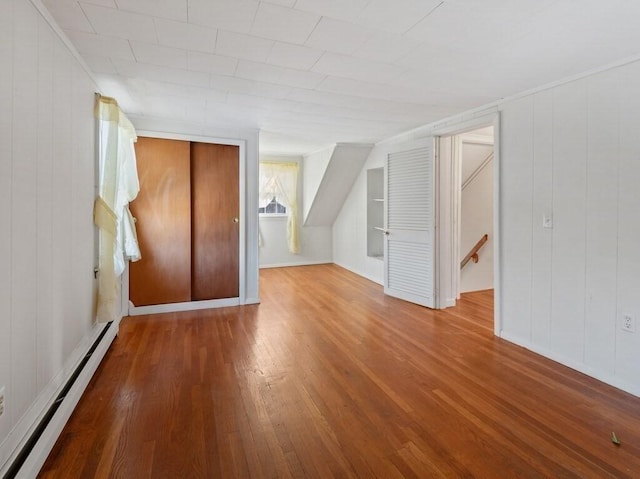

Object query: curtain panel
[259,161,300,254]
[94,95,141,323]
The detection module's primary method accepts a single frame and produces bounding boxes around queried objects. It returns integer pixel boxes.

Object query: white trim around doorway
[430,113,502,337]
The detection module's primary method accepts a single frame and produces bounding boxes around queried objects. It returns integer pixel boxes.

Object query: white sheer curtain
[94,95,141,323]
[259,161,300,254]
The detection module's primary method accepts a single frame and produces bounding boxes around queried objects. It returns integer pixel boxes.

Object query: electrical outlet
[622,314,635,333]
[0,387,4,417]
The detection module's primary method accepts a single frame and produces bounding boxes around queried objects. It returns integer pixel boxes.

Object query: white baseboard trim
[499,331,640,399]
[332,262,383,286]
[441,297,457,309]
[1,320,118,478]
[128,297,240,316]
[259,260,332,269]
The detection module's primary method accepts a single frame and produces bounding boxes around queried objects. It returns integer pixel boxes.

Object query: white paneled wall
[0,0,14,464]
[0,0,99,471]
[530,90,553,350]
[499,61,640,395]
[615,61,640,388]
[551,80,588,361]
[584,71,619,374]
[501,97,534,341]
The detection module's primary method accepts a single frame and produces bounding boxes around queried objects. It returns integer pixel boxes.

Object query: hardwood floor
[40,265,640,478]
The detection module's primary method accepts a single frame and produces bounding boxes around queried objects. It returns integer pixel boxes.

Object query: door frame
[431,112,501,336]
[127,130,247,315]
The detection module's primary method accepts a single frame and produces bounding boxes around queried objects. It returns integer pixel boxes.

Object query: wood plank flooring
[40,265,640,478]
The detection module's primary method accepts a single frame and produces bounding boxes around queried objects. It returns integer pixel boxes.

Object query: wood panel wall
[500,61,640,395]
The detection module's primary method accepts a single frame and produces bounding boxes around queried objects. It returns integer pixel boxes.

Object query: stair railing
[461,234,489,269]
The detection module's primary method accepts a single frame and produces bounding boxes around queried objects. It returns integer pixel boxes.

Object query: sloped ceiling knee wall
[304,143,373,226]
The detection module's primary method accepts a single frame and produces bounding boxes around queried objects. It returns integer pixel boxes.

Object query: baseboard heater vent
[3,322,112,479]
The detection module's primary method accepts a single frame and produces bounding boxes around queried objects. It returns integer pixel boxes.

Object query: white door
[384,138,436,308]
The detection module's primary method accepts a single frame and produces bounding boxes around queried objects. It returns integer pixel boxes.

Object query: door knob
[232,217,239,223]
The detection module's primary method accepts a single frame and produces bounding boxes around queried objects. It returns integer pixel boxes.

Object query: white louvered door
[384,138,435,308]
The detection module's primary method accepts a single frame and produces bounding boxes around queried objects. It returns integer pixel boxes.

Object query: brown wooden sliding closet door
[190,143,240,300]
[129,137,192,306]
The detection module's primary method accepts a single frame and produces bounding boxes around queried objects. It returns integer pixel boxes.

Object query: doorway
[434,116,499,334]
[458,127,494,295]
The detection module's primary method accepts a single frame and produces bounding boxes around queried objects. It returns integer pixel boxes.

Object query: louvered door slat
[384,139,435,308]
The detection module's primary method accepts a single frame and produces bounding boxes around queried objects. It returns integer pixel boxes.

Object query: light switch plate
[543,214,553,229]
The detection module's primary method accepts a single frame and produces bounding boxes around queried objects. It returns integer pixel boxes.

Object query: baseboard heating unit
[2,322,115,479]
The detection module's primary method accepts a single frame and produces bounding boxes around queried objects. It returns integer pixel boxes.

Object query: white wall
[303,146,332,220]
[259,218,332,268]
[333,150,383,284]
[128,117,261,304]
[333,135,414,284]
[259,155,332,268]
[499,60,640,396]
[305,144,373,226]
[1,0,101,471]
[460,142,494,293]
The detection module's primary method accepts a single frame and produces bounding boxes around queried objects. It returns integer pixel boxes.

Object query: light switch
[543,214,553,229]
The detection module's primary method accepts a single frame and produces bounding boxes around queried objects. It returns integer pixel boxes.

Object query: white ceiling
[45,0,640,154]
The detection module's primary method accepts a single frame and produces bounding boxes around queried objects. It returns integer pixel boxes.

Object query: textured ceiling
[44,0,640,154]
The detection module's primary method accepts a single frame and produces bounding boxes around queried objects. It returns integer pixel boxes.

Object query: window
[258,161,300,253]
[258,196,287,215]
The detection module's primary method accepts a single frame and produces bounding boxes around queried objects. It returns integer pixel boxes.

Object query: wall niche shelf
[367,167,384,259]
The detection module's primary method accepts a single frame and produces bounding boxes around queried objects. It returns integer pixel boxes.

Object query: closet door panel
[129,137,192,306]
[191,143,240,300]
[384,138,435,308]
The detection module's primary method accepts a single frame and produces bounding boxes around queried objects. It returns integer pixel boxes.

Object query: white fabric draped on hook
[94,95,141,323]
